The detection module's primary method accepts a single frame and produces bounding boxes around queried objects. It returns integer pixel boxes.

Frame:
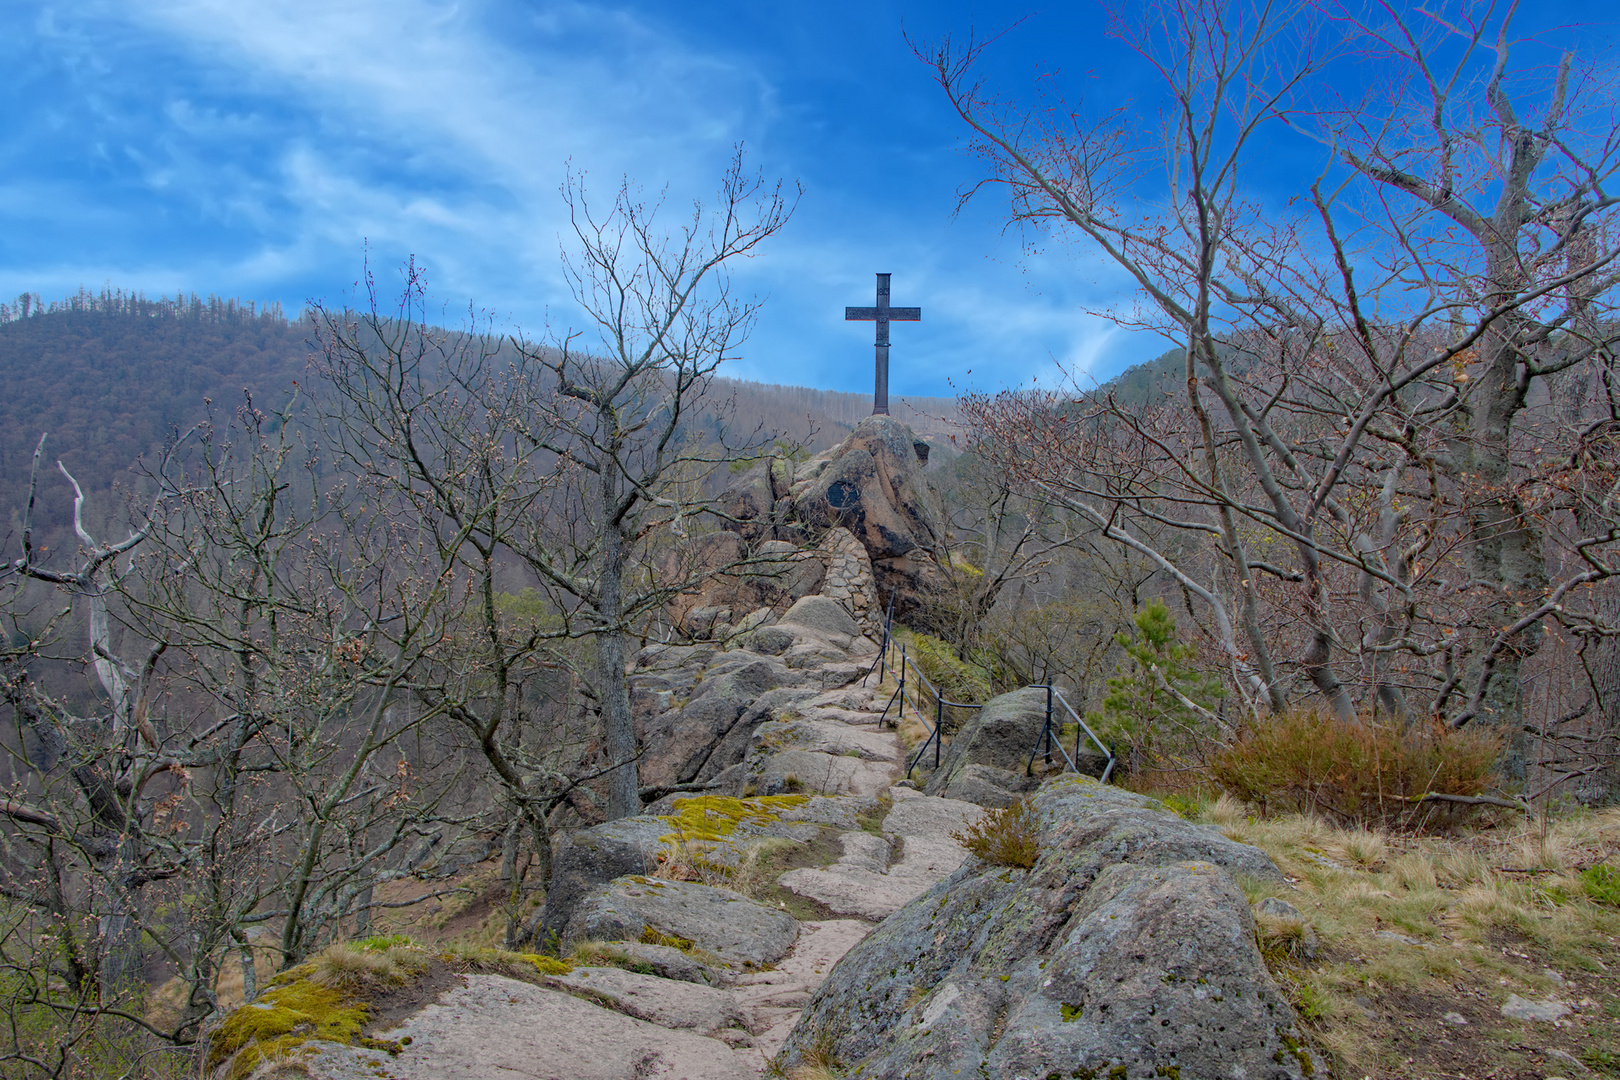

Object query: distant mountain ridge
[0,289,962,549]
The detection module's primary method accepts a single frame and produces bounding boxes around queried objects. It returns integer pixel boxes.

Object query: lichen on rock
[777,776,1310,1080]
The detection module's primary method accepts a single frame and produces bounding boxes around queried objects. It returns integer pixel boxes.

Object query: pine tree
[1087,599,1222,770]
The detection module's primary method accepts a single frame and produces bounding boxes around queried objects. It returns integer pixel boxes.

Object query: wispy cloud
[1,0,1175,397]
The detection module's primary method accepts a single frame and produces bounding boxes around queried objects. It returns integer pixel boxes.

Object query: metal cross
[845,272,921,416]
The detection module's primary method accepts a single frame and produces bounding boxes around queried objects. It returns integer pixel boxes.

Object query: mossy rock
[207,973,368,1080]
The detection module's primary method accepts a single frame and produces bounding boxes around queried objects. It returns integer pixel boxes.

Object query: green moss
[1060,1002,1083,1022]
[640,925,697,952]
[1277,1032,1316,1076]
[518,954,574,976]
[658,794,809,846]
[206,971,369,1080]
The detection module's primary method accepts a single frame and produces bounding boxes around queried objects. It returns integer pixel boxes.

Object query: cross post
[845,273,921,416]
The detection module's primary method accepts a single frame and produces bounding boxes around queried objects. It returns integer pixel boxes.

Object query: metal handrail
[1024,683,1116,784]
[870,633,984,780]
[865,613,1115,785]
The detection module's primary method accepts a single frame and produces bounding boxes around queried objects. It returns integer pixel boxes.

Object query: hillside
[0,290,962,551]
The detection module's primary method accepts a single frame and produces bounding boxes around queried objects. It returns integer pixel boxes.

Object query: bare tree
[926,0,1620,779]
[0,397,454,1066]
[316,151,797,836]
[511,152,798,819]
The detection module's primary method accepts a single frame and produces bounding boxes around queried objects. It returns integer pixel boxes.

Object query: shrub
[1087,599,1222,771]
[896,628,994,705]
[951,799,1039,868]
[1210,709,1501,830]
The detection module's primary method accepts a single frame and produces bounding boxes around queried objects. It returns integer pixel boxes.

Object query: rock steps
[294,629,980,1080]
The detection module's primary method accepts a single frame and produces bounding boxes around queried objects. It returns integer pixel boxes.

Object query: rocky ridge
[212,417,1318,1080]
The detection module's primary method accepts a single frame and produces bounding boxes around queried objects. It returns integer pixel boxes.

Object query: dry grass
[1191,799,1620,1078]
[303,940,425,992]
[651,836,796,901]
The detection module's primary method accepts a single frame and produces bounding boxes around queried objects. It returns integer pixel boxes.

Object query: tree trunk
[599,518,638,820]
[1461,327,1546,782]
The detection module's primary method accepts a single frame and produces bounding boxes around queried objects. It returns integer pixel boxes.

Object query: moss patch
[658,794,809,846]
[640,926,697,952]
[206,973,368,1080]
[518,954,574,976]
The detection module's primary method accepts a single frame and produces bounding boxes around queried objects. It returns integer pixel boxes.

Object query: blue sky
[0,1,1613,398]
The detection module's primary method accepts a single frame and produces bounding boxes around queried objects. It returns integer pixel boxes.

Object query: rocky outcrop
[535,816,670,947]
[660,533,829,640]
[632,596,888,795]
[923,686,1106,806]
[300,974,764,1080]
[564,876,800,969]
[537,792,874,946]
[636,651,793,792]
[719,416,947,617]
[777,789,983,920]
[776,777,1306,1080]
[227,569,1332,1080]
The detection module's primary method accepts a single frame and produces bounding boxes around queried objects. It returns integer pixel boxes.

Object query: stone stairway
[281,627,986,1080]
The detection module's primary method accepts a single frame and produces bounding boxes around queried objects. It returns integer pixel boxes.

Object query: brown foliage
[1211,710,1502,831]
[951,799,1039,868]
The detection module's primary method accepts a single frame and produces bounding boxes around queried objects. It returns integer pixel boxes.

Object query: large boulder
[658,533,828,639]
[694,685,818,785]
[776,777,1307,1080]
[540,795,866,943]
[924,687,1110,805]
[565,875,800,969]
[779,594,861,639]
[788,417,947,618]
[788,416,941,562]
[637,653,792,791]
[534,816,671,946]
[716,417,948,618]
[716,458,779,544]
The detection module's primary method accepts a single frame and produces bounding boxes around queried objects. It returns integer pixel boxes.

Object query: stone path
[292,650,985,1080]
[778,788,983,921]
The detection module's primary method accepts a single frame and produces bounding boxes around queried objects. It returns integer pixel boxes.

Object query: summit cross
[845,272,921,416]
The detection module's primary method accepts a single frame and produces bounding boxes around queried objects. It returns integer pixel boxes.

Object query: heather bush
[951,799,1039,868]
[1210,709,1501,830]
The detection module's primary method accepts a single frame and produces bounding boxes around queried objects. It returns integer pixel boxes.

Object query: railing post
[1044,683,1055,769]
[898,648,906,725]
[935,695,943,770]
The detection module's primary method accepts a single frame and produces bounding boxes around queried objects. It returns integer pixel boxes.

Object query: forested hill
[0,291,310,551]
[0,290,961,551]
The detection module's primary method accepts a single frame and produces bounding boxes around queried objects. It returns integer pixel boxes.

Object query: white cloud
[69,0,774,315]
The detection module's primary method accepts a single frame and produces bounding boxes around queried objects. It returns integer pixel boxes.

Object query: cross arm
[845,307,922,321]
